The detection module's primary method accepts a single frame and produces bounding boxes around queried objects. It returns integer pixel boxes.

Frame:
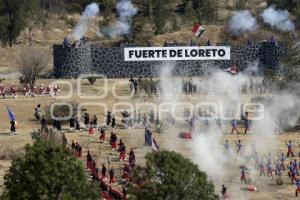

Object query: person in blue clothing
[287,140,295,157]
[231,119,240,134]
[240,166,247,183]
[295,179,300,197]
[244,112,250,134]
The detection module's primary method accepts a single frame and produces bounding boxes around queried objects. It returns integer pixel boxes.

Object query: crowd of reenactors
[0,83,60,99]
[128,76,269,97]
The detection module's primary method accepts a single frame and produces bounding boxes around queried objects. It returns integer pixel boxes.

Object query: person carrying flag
[10,119,17,136]
[225,64,239,75]
[7,107,17,136]
[192,24,205,39]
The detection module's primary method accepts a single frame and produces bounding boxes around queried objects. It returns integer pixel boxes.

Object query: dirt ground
[0,78,299,200]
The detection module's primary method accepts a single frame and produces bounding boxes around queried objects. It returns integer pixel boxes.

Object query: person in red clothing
[109,168,115,184]
[119,142,126,161]
[39,84,45,97]
[88,120,95,135]
[287,140,295,157]
[110,132,118,150]
[10,83,17,98]
[121,164,131,183]
[129,148,136,168]
[101,164,107,179]
[86,151,93,170]
[75,142,82,158]
[90,160,96,175]
[99,128,105,142]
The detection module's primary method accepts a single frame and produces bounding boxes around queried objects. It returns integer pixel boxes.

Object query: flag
[192,24,205,38]
[7,107,15,121]
[225,65,239,75]
[151,139,158,152]
[151,141,158,152]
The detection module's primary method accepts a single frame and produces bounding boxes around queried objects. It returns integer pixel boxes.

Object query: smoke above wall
[70,2,100,41]
[101,0,138,38]
[228,10,258,36]
[261,5,295,32]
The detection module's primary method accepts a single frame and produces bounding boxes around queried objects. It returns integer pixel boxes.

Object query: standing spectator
[70,115,75,130]
[40,115,47,132]
[10,119,17,136]
[75,117,80,131]
[83,112,90,129]
[34,104,42,121]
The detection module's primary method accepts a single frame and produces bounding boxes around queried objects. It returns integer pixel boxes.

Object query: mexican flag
[192,24,205,38]
[225,65,239,75]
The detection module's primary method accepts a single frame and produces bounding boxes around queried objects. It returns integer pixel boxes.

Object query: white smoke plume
[228,10,258,36]
[156,60,299,198]
[261,5,295,32]
[70,3,100,41]
[102,0,137,38]
[191,69,251,180]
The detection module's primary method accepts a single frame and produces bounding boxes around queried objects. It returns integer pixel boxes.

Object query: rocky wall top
[53,42,284,78]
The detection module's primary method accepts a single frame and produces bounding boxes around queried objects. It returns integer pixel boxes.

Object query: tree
[129,150,217,200]
[192,0,216,23]
[0,0,35,47]
[1,140,99,200]
[99,0,116,26]
[236,0,247,10]
[154,0,166,34]
[184,1,196,23]
[26,0,40,45]
[18,47,49,86]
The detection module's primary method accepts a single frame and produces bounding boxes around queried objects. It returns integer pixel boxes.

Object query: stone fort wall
[53,42,284,78]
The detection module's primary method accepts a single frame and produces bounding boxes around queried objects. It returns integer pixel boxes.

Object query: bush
[87,76,97,85]
[65,2,82,13]
[32,129,68,147]
[59,14,68,21]
[65,18,77,29]
[17,47,49,87]
[45,101,79,123]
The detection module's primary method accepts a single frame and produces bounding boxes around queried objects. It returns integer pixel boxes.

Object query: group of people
[63,37,87,48]
[78,110,162,131]
[72,130,140,199]
[128,76,270,99]
[184,107,251,134]
[71,140,83,158]
[0,83,60,99]
[222,139,300,197]
[129,77,160,95]
[230,113,250,135]
[241,77,268,94]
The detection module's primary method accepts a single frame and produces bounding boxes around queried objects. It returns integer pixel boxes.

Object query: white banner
[124,46,230,61]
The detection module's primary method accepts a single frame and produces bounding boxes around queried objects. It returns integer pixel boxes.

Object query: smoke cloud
[228,10,258,36]
[70,3,100,41]
[261,5,295,32]
[157,61,299,199]
[102,0,137,38]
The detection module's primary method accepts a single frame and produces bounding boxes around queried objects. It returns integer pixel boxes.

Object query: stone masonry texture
[53,42,284,78]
